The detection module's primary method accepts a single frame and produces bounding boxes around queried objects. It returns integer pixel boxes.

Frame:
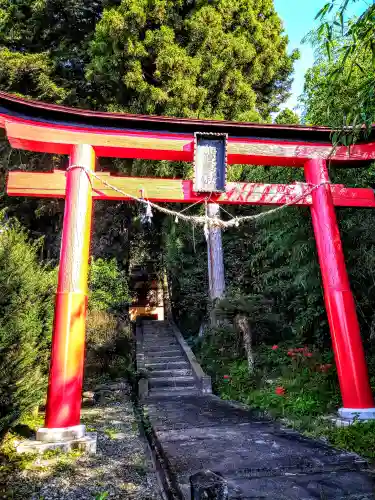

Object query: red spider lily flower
[272,345,279,350]
[275,386,286,396]
[223,375,230,380]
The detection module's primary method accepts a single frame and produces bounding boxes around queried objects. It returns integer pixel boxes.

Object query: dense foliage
[87,0,298,119]
[89,257,130,313]
[0,216,56,438]
[274,107,299,125]
[310,0,375,141]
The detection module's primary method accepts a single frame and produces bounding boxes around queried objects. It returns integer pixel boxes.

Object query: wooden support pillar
[305,158,375,419]
[207,203,225,301]
[44,144,95,430]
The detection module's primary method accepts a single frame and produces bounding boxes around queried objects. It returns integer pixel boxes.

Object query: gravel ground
[1,384,163,500]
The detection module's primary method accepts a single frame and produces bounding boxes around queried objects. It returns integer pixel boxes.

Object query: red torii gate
[1,91,375,445]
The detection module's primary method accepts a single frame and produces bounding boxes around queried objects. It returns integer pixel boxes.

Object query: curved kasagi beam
[1,91,375,165]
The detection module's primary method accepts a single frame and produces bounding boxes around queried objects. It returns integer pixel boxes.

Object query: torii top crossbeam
[2,91,375,207]
[2,90,375,166]
[1,91,375,442]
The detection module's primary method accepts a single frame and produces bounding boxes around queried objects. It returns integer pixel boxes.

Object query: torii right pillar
[305,158,375,420]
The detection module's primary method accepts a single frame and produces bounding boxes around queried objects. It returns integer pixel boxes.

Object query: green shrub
[85,309,133,379]
[218,360,256,401]
[326,421,375,459]
[89,258,130,313]
[86,310,118,348]
[0,217,56,439]
[196,329,341,421]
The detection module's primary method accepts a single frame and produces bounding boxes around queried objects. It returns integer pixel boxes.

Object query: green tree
[300,46,375,133]
[0,0,104,104]
[0,1,299,117]
[0,0,300,270]
[164,217,208,334]
[0,215,56,438]
[309,1,375,139]
[89,257,130,313]
[274,108,300,125]
[87,0,299,120]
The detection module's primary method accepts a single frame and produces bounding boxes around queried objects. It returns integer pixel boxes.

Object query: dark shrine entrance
[1,90,375,444]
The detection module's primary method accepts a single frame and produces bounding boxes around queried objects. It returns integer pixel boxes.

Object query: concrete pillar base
[338,408,375,421]
[36,424,86,442]
[16,432,97,455]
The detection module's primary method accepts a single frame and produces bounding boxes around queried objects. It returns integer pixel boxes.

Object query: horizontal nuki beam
[7,170,375,207]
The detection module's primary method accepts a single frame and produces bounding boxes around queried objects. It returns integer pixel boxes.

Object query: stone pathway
[2,386,162,500]
[145,395,375,499]
[142,321,201,397]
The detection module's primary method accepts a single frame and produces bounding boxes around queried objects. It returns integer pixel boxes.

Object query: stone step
[143,337,176,343]
[147,387,201,397]
[144,343,177,348]
[148,369,193,377]
[143,325,172,329]
[143,336,176,341]
[144,347,180,353]
[143,336,176,340]
[143,339,180,346]
[145,352,184,360]
[146,361,189,370]
[149,376,196,388]
[145,349,182,356]
[145,356,185,365]
[144,333,175,338]
[143,328,173,332]
[143,342,180,351]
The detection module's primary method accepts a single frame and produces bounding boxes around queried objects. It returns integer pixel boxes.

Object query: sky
[273,0,368,112]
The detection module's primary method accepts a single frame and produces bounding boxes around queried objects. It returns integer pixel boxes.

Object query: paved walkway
[145,395,375,499]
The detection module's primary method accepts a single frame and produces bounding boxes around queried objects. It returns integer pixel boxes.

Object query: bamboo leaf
[326,41,332,62]
[339,11,344,35]
[315,3,331,20]
[354,61,365,74]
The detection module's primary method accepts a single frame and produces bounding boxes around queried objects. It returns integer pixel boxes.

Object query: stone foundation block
[16,432,97,455]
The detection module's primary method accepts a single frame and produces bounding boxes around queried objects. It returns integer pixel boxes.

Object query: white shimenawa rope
[66,165,330,229]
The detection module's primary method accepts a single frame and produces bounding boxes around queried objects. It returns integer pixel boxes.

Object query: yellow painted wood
[6,121,192,151]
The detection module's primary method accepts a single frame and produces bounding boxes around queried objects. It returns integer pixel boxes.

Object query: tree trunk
[235,314,254,374]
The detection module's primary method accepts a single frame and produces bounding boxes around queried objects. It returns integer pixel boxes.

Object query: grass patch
[103,426,119,440]
[325,421,375,459]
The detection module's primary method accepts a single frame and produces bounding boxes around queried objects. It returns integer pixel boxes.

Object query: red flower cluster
[272,345,279,350]
[287,347,313,358]
[275,386,286,396]
[223,375,230,380]
[319,364,333,373]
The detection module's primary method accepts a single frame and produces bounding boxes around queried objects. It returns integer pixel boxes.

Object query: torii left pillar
[36,144,96,445]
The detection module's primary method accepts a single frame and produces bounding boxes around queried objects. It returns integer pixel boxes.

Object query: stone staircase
[137,320,211,398]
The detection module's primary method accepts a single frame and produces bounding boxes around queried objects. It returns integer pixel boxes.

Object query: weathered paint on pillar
[45,144,95,429]
[207,203,225,300]
[304,158,374,410]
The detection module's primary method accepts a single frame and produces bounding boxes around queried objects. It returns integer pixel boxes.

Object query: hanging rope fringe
[66,165,331,229]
